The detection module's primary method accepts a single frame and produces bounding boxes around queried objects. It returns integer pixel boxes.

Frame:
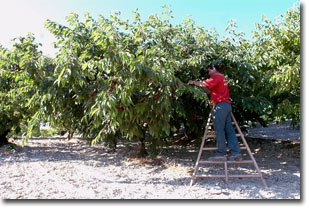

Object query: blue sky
[0,0,299,56]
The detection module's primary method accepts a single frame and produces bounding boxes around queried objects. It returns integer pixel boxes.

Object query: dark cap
[207,62,221,72]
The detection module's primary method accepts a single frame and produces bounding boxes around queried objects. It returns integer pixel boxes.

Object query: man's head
[206,63,220,76]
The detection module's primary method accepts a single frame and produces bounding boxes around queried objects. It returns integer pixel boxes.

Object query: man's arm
[187,80,211,94]
[201,87,211,94]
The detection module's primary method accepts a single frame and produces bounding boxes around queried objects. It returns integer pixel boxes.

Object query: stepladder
[190,109,268,187]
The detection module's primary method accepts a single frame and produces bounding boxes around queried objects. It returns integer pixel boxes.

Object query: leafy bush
[0,4,300,156]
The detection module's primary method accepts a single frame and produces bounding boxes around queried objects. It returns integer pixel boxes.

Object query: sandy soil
[0,124,300,200]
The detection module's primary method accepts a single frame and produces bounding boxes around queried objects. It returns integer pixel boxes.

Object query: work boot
[228,154,243,161]
[207,155,227,161]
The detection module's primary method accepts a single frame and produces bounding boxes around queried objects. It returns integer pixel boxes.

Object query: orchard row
[0,4,300,155]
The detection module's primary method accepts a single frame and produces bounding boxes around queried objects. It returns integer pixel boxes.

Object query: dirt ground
[0,121,301,199]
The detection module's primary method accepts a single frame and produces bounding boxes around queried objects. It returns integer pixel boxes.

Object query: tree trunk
[66,130,74,140]
[137,136,148,158]
[0,130,10,147]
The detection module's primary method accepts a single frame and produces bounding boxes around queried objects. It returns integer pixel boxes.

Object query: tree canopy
[0,3,300,156]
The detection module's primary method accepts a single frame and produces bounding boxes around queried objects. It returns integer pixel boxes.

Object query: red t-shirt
[203,73,231,104]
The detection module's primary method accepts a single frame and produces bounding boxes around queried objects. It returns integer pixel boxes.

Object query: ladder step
[205,134,242,138]
[202,147,217,151]
[207,122,235,125]
[195,174,261,178]
[202,147,247,151]
[198,160,254,164]
[195,175,226,178]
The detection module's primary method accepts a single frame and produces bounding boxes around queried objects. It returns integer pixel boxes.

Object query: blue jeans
[212,102,240,156]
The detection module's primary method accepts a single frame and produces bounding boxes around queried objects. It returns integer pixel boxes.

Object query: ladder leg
[224,162,228,184]
[190,110,213,186]
[190,137,205,186]
[230,113,268,188]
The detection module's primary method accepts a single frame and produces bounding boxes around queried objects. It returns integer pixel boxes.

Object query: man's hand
[187,80,194,85]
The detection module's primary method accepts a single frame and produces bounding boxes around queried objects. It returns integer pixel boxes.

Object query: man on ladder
[188,62,242,162]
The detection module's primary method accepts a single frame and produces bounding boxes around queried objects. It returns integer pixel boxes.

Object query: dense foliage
[0,4,300,156]
[0,35,44,145]
[251,5,300,124]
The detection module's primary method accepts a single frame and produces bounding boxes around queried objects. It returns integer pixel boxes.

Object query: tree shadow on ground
[0,137,126,167]
[0,135,300,197]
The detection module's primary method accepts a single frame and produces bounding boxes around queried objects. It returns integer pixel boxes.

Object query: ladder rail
[190,110,213,186]
[230,113,268,187]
